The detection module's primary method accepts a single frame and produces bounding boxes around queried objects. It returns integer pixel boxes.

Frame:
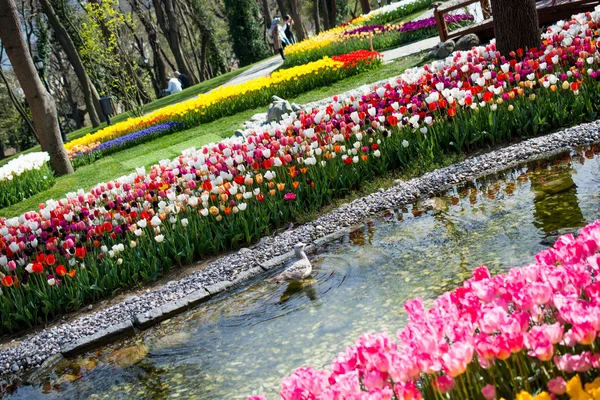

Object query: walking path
[381,36,439,62]
[220,35,439,90]
[223,56,283,86]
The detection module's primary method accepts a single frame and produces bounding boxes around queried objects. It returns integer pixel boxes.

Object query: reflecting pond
[5,146,600,400]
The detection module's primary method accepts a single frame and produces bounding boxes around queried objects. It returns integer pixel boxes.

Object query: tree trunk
[160,46,177,71]
[55,49,83,129]
[0,66,40,142]
[261,0,272,40]
[90,84,106,122]
[351,0,359,18]
[275,0,287,17]
[207,60,214,79]
[287,0,306,41]
[328,0,336,28]
[313,0,321,34]
[0,0,73,174]
[320,0,330,30]
[153,0,197,83]
[187,0,228,76]
[175,0,203,81]
[200,32,208,81]
[359,0,370,14]
[38,0,101,127]
[490,0,540,55]
[129,0,169,90]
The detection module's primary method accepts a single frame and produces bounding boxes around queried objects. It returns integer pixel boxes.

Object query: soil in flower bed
[7,145,600,400]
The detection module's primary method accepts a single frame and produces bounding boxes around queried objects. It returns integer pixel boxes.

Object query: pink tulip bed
[1,9,600,335]
[248,220,600,400]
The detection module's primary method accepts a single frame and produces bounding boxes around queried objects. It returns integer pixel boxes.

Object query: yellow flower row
[283,1,412,57]
[66,57,345,151]
[283,16,403,57]
[283,26,348,56]
[510,375,600,400]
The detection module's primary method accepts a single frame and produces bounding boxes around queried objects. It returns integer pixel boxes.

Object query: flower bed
[64,51,384,161]
[70,122,184,168]
[343,14,474,36]
[282,13,473,68]
[281,0,432,67]
[248,220,600,399]
[1,8,600,333]
[0,153,54,209]
[361,0,433,26]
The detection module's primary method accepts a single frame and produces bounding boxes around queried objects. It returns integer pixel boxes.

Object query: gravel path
[1,118,599,379]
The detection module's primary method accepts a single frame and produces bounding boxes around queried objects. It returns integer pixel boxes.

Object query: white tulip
[151,216,162,227]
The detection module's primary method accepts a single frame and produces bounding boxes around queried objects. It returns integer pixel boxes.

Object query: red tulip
[32,263,44,274]
[1,276,14,287]
[56,265,67,276]
[75,247,87,259]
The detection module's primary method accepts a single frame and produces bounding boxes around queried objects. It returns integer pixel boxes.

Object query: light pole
[33,55,69,143]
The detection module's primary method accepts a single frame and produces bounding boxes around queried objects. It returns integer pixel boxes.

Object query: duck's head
[294,242,307,254]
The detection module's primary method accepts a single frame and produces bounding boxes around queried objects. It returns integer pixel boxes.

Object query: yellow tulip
[65,57,344,156]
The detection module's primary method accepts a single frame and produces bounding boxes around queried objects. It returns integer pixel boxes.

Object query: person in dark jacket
[284,15,296,45]
[174,71,191,89]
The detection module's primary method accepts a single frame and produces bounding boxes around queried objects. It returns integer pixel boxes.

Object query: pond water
[5,146,600,400]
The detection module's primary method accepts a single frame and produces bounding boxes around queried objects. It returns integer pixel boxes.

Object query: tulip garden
[2,6,600,335]
[65,50,383,167]
[0,153,54,209]
[281,0,474,68]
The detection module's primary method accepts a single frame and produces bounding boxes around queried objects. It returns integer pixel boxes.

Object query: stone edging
[1,121,599,381]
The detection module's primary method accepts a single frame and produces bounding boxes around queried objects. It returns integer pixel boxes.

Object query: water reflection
[280,279,318,303]
[5,145,600,400]
[530,155,586,234]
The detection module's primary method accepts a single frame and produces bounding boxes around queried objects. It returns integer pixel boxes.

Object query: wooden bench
[433,0,600,43]
[433,0,492,42]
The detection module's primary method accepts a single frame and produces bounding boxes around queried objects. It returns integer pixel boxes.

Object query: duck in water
[271,243,312,282]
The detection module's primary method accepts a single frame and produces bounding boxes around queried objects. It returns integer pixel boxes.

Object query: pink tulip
[481,384,496,400]
[433,375,455,394]
[547,377,566,395]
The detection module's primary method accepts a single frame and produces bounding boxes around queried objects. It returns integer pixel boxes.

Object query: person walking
[284,15,296,45]
[174,71,191,89]
[270,17,285,60]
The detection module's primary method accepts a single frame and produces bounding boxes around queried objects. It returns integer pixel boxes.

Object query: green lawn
[0,63,255,167]
[388,7,431,26]
[0,53,425,218]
